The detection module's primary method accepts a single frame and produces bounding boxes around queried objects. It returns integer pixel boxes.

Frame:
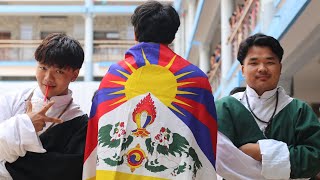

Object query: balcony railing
[0,39,135,64]
[208,0,259,95]
[0,0,173,5]
[228,0,259,62]
[207,61,221,94]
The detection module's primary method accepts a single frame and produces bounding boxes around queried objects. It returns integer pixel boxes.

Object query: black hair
[237,33,284,65]
[131,1,180,44]
[35,33,84,69]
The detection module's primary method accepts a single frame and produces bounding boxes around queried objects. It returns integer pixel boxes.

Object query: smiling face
[36,62,79,98]
[241,46,282,96]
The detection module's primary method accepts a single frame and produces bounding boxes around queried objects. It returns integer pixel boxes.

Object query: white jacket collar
[246,85,278,99]
[33,87,73,108]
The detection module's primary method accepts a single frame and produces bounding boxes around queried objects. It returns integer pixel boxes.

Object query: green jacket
[216,96,320,178]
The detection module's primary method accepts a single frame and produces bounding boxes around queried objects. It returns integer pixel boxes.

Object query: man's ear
[71,69,80,82]
[241,65,245,77]
[134,31,138,41]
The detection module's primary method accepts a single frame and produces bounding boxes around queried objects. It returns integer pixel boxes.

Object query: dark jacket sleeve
[6,115,88,180]
[288,101,320,178]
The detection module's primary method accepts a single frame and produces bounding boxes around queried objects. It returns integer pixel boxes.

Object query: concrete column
[260,0,275,33]
[180,12,186,57]
[187,0,196,43]
[279,76,293,96]
[175,9,186,57]
[220,0,234,90]
[84,0,94,81]
[174,20,181,55]
[199,43,210,74]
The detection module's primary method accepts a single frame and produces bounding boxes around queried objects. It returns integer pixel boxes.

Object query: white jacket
[0,87,84,179]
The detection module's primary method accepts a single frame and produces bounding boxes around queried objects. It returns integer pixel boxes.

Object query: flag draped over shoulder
[83,42,218,180]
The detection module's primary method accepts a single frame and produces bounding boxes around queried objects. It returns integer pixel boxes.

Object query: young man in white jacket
[0,33,88,180]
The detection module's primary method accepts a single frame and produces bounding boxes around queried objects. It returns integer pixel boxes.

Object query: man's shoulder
[286,98,313,111]
[285,98,307,107]
[0,87,34,104]
[215,96,246,112]
[216,96,239,104]
[2,87,33,97]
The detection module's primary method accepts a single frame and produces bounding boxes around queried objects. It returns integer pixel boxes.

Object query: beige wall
[0,15,133,40]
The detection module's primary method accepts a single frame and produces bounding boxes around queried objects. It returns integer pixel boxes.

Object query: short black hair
[35,33,84,69]
[131,1,180,44]
[237,33,284,65]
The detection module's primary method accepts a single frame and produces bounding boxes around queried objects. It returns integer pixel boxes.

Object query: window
[40,31,65,39]
[94,31,120,40]
[0,32,11,60]
[40,16,67,19]
[0,32,10,40]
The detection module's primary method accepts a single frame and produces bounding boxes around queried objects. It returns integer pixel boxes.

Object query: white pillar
[84,0,94,81]
[279,76,293,96]
[187,0,196,43]
[174,22,181,55]
[220,0,234,90]
[180,12,186,57]
[260,0,275,33]
[199,43,210,74]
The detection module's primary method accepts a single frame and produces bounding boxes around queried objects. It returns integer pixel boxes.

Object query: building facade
[0,0,173,81]
[175,0,320,118]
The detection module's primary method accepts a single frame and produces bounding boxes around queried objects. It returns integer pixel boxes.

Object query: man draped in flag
[83,1,218,179]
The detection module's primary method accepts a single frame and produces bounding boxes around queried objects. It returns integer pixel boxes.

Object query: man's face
[35,63,79,98]
[241,46,282,96]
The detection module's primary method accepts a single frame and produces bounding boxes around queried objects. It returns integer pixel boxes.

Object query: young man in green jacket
[216,33,320,179]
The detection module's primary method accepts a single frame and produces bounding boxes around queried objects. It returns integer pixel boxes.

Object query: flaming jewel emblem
[132,94,157,137]
[126,144,147,172]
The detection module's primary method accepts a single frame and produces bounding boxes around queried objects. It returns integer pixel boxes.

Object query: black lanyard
[245,89,279,137]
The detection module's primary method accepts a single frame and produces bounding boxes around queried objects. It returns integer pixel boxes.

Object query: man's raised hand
[26,101,63,132]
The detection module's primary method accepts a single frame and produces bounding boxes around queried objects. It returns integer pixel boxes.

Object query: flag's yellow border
[87,170,169,180]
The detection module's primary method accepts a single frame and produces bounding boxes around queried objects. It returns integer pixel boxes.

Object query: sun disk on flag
[109,49,197,115]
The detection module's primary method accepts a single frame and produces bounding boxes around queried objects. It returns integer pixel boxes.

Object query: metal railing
[209,0,260,94]
[207,61,221,94]
[228,0,259,62]
[0,39,135,63]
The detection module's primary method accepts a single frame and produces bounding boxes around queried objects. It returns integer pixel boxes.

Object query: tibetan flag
[83,42,218,180]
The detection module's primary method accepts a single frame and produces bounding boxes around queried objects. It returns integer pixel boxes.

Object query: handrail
[0,44,38,48]
[0,0,173,2]
[227,0,254,44]
[208,61,221,83]
[0,0,82,1]
[0,40,131,62]
[0,40,42,44]
[92,40,135,44]
[0,39,135,45]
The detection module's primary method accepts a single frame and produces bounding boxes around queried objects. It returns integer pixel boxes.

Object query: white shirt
[0,87,84,179]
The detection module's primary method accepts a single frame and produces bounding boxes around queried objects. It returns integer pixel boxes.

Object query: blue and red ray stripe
[126,43,161,66]
[170,100,217,167]
[177,87,217,119]
[118,56,138,74]
[158,45,190,73]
